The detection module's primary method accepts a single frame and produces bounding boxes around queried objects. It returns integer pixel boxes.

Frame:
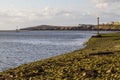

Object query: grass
[0,32,120,80]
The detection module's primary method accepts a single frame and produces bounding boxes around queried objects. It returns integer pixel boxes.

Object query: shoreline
[0,31,93,72]
[0,32,120,79]
[0,30,119,32]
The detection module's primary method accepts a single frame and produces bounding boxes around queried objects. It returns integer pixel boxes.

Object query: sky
[0,0,120,30]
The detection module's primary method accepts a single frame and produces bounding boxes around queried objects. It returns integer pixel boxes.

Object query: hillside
[95,25,120,31]
[20,24,94,31]
[20,24,120,31]
[95,21,120,31]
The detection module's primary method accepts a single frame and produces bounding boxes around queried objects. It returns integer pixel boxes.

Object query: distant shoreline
[0,29,120,32]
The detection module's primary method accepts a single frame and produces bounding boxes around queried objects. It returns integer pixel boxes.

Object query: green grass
[0,33,120,80]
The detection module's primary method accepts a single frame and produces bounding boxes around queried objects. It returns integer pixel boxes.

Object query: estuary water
[0,31,96,71]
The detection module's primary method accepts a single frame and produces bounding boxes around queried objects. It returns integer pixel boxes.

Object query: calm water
[0,31,97,71]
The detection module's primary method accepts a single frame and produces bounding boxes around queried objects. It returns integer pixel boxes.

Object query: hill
[20,24,95,31]
[20,24,120,31]
[94,21,120,31]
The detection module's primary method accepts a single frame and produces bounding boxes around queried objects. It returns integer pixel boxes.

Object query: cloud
[91,0,120,21]
[92,0,120,9]
[0,7,43,30]
[0,7,84,30]
[41,7,58,19]
[0,8,39,23]
[41,7,77,19]
[0,7,75,21]
[92,0,108,9]
[96,3,108,9]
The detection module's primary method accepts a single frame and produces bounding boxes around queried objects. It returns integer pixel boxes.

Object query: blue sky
[0,0,120,30]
